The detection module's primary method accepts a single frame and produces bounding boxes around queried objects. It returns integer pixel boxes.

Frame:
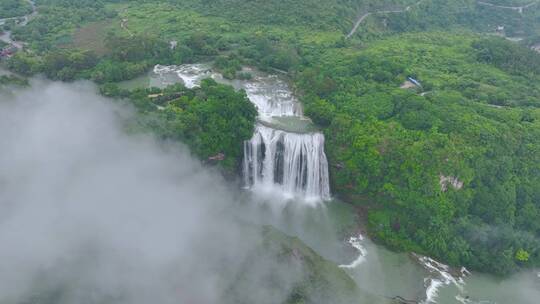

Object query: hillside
[231,226,380,304]
[297,32,540,275]
[383,0,540,40]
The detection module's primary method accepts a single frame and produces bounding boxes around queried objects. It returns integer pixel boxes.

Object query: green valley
[3,0,540,281]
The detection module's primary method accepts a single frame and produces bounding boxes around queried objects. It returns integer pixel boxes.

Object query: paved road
[346,13,372,39]
[346,0,538,39]
[477,1,538,13]
[346,0,425,39]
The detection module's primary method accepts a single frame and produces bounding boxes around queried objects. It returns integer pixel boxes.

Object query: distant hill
[162,0,540,39]
[358,0,540,41]
[168,0,422,31]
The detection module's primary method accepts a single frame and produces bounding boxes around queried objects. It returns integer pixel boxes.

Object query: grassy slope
[71,20,114,56]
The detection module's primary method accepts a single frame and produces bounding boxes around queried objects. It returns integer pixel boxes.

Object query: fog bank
[0,80,302,304]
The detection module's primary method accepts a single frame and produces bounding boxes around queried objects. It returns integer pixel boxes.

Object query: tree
[515,249,530,263]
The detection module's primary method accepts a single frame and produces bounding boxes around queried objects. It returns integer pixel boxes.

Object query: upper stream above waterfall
[150,64,302,118]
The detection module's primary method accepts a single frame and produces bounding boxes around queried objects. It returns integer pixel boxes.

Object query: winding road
[346,0,425,39]
[476,1,538,13]
[119,7,135,38]
[346,0,539,39]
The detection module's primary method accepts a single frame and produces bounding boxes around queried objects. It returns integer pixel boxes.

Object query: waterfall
[238,70,331,203]
[153,64,331,203]
[243,125,330,202]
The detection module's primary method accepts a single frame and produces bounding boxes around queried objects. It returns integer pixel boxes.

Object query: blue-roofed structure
[407,77,422,87]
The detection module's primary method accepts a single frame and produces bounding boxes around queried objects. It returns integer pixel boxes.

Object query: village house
[0,45,18,59]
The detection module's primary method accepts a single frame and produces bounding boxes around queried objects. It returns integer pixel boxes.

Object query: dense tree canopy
[0,0,32,19]
[102,79,257,170]
[296,33,540,275]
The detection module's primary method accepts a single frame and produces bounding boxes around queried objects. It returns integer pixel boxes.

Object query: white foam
[243,125,331,204]
[339,234,367,269]
[415,254,468,304]
[153,64,212,89]
[243,80,302,119]
[424,278,444,303]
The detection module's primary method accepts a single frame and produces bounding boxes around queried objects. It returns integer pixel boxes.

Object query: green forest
[298,33,540,275]
[3,0,540,276]
[0,0,32,19]
[102,79,257,170]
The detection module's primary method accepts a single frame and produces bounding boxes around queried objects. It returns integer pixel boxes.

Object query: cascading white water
[153,63,331,203]
[154,64,212,89]
[243,125,331,203]
[238,71,331,203]
[243,80,303,118]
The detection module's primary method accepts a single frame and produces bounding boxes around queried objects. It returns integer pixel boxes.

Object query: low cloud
[0,80,301,304]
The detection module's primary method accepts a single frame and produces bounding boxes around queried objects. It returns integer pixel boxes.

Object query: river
[118,64,540,304]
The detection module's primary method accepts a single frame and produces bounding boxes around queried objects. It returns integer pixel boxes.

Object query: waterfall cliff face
[155,64,331,203]
[240,72,331,203]
[243,125,331,202]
